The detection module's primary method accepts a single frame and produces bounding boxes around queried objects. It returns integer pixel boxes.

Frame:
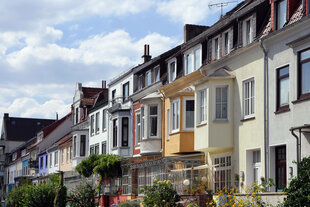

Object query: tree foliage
[284,156,310,207]
[67,183,96,207]
[75,154,101,178]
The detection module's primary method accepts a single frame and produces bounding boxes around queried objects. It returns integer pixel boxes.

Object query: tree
[67,183,96,207]
[284,156,310,207]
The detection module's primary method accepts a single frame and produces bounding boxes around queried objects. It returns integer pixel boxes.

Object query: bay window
[171,99,180,132]
[215,86,228,120]
[243,78,255,118]
[149,105,158,137]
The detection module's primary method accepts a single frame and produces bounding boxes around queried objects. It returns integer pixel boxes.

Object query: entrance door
[275,146,286,192]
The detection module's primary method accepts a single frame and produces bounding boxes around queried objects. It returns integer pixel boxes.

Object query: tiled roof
[3,116,55,142]
[287,3,303,25]
[55,133,72,146]
[42,112,72,137]
[82,87,106,99]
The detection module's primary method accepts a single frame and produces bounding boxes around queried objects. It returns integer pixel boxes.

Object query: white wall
[48,149,59,174]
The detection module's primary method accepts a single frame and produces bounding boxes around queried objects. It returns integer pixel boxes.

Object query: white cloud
[156,0,236,24]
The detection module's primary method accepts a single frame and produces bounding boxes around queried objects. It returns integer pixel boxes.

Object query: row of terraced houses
[1,0,310,205]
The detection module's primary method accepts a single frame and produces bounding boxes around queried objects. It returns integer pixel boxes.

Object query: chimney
[102,80,107,89]
[142,44,151,63]
[56,112,58,121]
[4,113,9,119]
[76,82,82,91]
[184,24,209,42]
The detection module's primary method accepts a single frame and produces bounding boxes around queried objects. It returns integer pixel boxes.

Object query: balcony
[140,138,161,155]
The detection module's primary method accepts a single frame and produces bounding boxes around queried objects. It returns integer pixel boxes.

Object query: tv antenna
[209,1,238,18]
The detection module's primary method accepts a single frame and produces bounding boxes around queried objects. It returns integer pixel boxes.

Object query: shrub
[67,183,96,207]
[6,185,28,207]
[141,178,180,207]
[117,201,140,207]
[284,156,310,207]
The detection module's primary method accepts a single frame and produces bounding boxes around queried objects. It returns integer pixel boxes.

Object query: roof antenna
[209,1,238,18]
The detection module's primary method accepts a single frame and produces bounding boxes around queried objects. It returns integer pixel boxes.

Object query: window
[214,155,232,192]
[136,112,141,145]
[276,0,287,30]
[90,115,94,135]
[214,37,220,60]
[149,105,158,137]
[123,82,129,102]
[80,135,86,156]
[75,107,79,124]
[154,66,160,82]
[95,112,100,133]
[61,149,64,164]
[171,99,180,132]
[224,32,229,55]
[215,86,228,120]
[184,98,194,129]
[95,144,99,154]
[12,152,17,161]
[167,109,170,139]
[102,141,107,154]
[54,151,58,166]
[40,156,44,169]
[298,48,310,98]
[122,117,129,147]
[113,119,117,148]
[245,19,252,45]
[122,168,131,195]
[184,45,201,75]
[90,145,94,155]
[50,153,52,167]
[112,89,116,104]
[146,70,152,86]
[73,136,76,157]
[45,155,48,168]
[102,110,106,131]
[141,107,145,139]
[66,147,69,163]
[253,150,261,185]
[198,89,207,124]
[168,59,176,83]
[243,78,255,118]
[21,149,26,156]
[277,66,289,110]
[138,74,144,90]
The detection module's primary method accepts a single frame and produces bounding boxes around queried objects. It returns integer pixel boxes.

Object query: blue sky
[0,0,240,124]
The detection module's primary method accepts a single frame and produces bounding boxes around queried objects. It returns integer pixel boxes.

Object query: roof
[2,116,55,142]
[42,112,72,138]
[55,133,72,146]
[80,87,107,107]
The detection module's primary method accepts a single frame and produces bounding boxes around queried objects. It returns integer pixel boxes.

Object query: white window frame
[212,35,220,60]
[197,89,207,125]
[168,58,177,83]
[146,70,152,87]
[141,106,145,140]
[90,115,95,136]
[252,150,261,185]
[222,28,232,56]
[242,77,255,119]
[183,97,195,131]
[49,153,52,168]
[135,110,141,146]
[214,85,229,121]
[54,151,58,166]
[243,16,254,46]
[95,112,100,134]
[61,149,64,164]
[184,44,202,75]
[213,153,232,192]
[149,105,159,138]
[102,109,106,131]
[154,66,160,82]
[171,99,180,133]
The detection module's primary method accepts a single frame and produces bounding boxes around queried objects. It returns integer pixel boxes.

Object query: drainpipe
[290,129,300,172]
[158,89,166,156]
[259,39,269,183]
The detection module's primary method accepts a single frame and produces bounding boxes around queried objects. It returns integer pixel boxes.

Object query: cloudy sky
[0,0,239,124]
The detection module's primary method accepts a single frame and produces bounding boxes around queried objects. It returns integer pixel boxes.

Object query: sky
[0,0,240,126]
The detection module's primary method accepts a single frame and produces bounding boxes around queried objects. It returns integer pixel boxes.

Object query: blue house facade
[38,152,48,176]
[22,159,29,176]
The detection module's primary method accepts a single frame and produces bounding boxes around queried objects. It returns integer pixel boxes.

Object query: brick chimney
[142,44,151,63]
[4,113,9,119]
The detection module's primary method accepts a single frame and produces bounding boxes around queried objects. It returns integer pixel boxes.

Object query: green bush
[6,184,57,207]
[67,183,96,207]
[117,201,140,207]
[141,178,180,207]
[284,156,310,207]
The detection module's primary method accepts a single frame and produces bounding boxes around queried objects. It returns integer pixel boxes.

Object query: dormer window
[168,58,177,83]
[146,70,152,86]
[242,15,255,46]
[12,152,17,161]
[212,37,220,60]
[184,44,202,75]
[276,0,287,30]
[138,74,144,90]
[154,66,160,82]
[222,28,233,56]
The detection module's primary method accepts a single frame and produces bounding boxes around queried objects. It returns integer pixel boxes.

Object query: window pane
[150,117,157,136]
[150,106,158,115]
[280,77,289,106]
[170,62,175,82]
[80,135,86,156]
[194,49,201,70]
[279,67,289,76]
[301,50,310,61]
[277,0,287,29]
[302,62,310,94]
[122,117,128,147]
[154,67,160,82]
[186,54,192,74]
[186,100,194,128]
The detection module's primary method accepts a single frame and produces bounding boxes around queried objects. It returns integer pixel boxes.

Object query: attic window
[276,0,287,30]
[12,152,17,161]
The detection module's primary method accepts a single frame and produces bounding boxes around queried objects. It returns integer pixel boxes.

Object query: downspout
[290,129,300,172]
[158,89,166,156]
[259,38,269,183]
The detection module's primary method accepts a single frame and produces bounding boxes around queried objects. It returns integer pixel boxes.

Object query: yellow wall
[59,142,72,172]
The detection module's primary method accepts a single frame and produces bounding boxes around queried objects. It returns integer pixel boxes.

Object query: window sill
[292,94,310,104]
[240,117,255,122]
[274,106,290,114]
[213,119,229,123]
[196,121,207,128]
